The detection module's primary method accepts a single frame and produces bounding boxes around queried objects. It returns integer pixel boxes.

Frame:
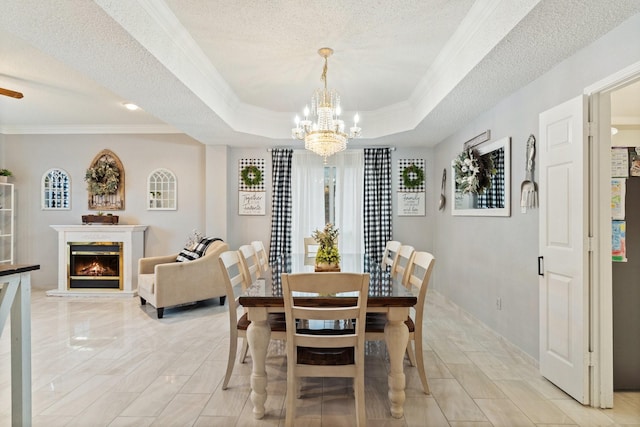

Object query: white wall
[432,13,640,359]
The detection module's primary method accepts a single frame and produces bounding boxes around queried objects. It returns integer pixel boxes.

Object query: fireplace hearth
[69,242,122,289]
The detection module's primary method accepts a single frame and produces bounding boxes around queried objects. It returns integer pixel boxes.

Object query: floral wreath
[85,159,120,195]
[241,165,263,187]
[402,164,424,189]
[452,149,496,194]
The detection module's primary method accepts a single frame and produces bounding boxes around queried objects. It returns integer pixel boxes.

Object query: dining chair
[366,251,435,394]
[381,240,401,270]
[303,236,319,256]
[391,244,415,285]
[281,272,369,427]
[238,244,262,284]
[218,250,286,390]
[251,240,269,274]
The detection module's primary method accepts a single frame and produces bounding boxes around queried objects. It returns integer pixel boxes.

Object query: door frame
[584,60,640,408]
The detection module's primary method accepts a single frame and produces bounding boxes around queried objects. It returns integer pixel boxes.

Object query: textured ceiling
[0,0,639,148]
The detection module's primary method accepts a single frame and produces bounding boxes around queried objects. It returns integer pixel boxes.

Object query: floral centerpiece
[452,149,497,194]
[312,223,340,271]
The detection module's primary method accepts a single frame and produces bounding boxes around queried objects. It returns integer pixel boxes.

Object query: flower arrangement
[312,223,340,266]
[0,168,12,177]
[85,159,120,195]
[452,149,496,194]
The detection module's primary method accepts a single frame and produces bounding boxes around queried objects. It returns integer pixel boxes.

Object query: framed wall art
[239,158,266,215]
[397,159,425,216]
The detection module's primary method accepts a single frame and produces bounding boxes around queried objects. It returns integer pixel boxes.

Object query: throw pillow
[176,248,201,262]
[193,237,223,257]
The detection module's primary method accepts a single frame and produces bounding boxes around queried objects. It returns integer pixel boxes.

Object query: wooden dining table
[238,253,417,419]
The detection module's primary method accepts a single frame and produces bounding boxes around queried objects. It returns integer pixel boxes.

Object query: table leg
[246,308,270,419]
[385,307,409,418]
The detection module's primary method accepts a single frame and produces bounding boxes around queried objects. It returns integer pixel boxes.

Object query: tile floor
[0,289,638,426]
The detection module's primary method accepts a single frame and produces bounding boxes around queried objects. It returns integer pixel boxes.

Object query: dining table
[238,253,417,419]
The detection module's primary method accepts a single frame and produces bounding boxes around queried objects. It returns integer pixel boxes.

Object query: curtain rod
[266,147,396,152]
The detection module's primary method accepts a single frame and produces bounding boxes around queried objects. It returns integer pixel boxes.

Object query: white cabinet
[0,182,15,264]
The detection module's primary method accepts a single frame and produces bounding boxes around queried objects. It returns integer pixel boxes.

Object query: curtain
[334,150,364,254]
[269,148,293,263]
[291,151,325,253]
[364,148,393,263]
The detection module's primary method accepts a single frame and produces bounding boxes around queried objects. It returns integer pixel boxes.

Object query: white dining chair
[282,272,369,427]
[251,240,269,274]
[303,236,319,256]
[381,240,401,270]
[366,251,435,394]
[219,250,286,390]
[391,244,415,285]
[238,244,262,284]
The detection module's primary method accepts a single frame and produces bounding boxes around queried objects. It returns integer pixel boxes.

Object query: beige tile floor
[0,289,638,426]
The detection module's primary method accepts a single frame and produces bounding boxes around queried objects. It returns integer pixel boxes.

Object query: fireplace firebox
[68,242,123,289]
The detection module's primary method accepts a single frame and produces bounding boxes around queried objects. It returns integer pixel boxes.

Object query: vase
[314,262,340,272]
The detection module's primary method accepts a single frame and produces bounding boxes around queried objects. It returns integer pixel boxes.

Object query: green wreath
[402,164,424,189]
[241,165,263,187]
[85,159,120,195]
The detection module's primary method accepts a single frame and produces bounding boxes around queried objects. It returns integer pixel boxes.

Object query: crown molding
[0,124,181,135]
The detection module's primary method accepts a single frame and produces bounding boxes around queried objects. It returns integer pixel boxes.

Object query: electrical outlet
[496,297,502,310]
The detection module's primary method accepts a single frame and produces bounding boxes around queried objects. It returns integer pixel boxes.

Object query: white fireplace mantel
[48,224,148,297]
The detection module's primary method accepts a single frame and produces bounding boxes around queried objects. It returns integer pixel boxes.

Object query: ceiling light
[291,48,361,162]
[611,127,618,135]
[123,102,139,111]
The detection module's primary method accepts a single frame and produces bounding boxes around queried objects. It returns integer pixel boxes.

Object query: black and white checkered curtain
[364,148,393,263]
[269,149,293,263]
[477,147,505,208]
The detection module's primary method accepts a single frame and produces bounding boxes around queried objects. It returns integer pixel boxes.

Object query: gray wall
[612,150,640,390]
[432,13,640,359]
[2,133,207,287]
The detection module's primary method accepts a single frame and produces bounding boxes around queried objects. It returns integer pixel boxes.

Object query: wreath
[85,159,120,195]
[452,149,496,194]
[241,165,263,187]
[402,164,424,189]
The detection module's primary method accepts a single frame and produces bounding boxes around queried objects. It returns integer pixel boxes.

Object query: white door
[539,95,590,404]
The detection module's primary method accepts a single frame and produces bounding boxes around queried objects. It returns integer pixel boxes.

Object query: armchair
[137,239,229,318]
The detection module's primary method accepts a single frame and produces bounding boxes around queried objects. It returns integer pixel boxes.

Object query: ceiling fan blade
[0,87,24,99]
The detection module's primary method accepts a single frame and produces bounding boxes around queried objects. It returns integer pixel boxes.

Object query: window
[147,168,177,210]
[324,166,336,224]
[42,168,70,210]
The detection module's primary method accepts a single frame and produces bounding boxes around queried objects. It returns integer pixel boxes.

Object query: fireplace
[68,242,123,289]
[49,225,147,297]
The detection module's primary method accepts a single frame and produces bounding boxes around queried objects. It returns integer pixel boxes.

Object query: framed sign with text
[398,159,425,216]
[238,158,266,215]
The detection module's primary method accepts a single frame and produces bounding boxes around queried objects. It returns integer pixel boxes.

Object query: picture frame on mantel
[451,136,511,217]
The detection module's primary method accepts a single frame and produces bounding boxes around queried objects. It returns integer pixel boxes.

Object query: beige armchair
[137,240,229,318]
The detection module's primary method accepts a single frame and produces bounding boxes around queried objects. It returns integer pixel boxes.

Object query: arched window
[147,168,177,210]
[42,168,71,210]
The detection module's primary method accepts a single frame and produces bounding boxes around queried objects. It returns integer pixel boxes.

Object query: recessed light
[611,127,619,135]
[123,102,139,111]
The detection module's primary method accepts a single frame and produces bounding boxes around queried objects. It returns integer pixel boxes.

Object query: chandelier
[291,48,361,162]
